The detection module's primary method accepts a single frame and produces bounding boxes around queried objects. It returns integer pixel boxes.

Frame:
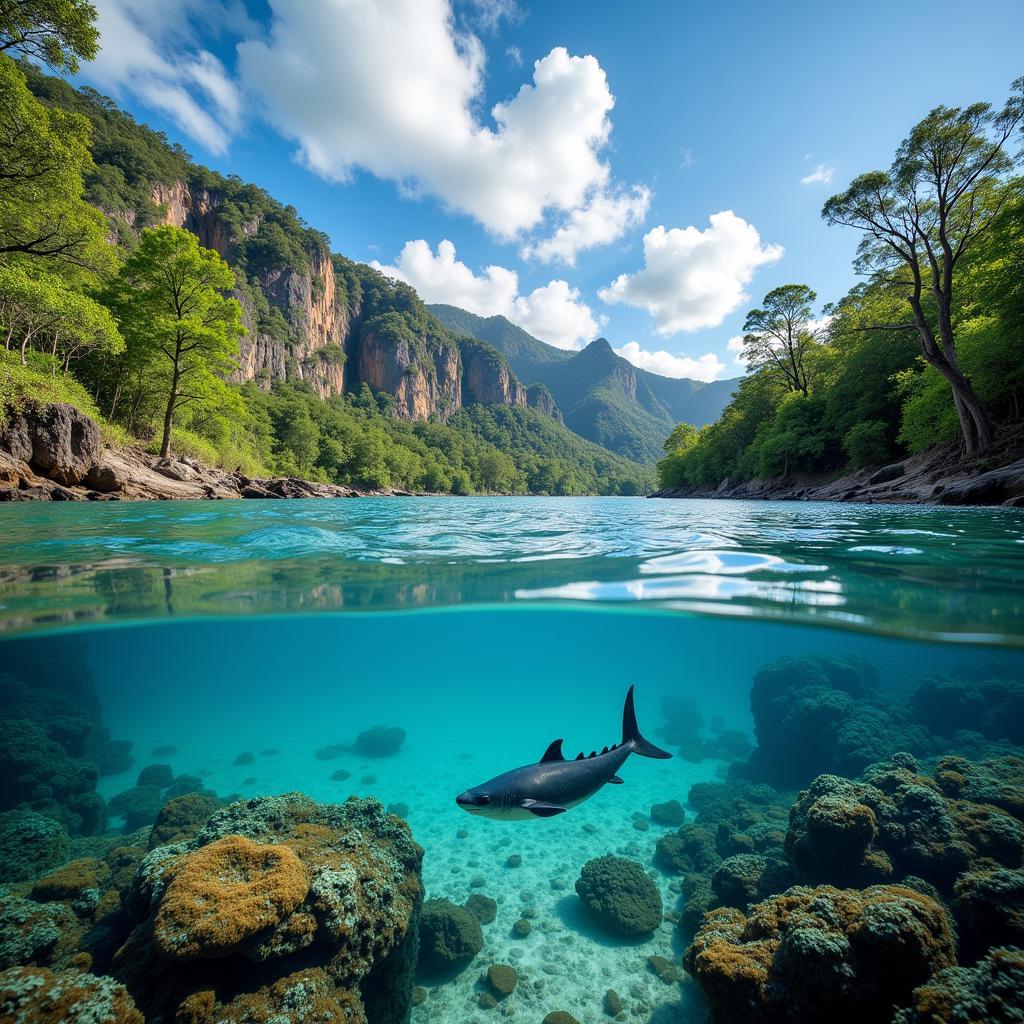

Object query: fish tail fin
[622,685,672,759]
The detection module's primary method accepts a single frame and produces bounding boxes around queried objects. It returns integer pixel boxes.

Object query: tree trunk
[936,362,995,455]
[160,389,176,458]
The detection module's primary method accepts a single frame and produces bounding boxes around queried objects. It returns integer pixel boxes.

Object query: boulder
[575,855,662,936]
[0,404,101,486]
[418,898,483,972]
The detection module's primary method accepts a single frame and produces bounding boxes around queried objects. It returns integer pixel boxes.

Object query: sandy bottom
[99,722,720,1023]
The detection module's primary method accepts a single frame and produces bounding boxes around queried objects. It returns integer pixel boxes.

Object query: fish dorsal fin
[575,752,584,760]
[540,739,565,764]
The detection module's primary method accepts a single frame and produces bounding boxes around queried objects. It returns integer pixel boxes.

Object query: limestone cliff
[525,383,563,422]
[459,337,527,408]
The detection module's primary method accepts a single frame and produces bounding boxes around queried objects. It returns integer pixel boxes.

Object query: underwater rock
[542,1012,580,1024]
[331,768,352,781]
[512,918,532,937]
[387,802,409,819]
[162,775,205,799]
[651,800,685,827]
[737,654,938,787]
[685,884,956,1024]
[464,893,497,925]
[0,965,143,1023]
[0,892,80,970]
[153,835,310,960]
[107,786,164,833]
[313,742,346,761]
[354,726,406,757]
[0,811,70,884]
[147,793,222,849]
[575,855,662,937]
[114,793,422,1024]
[710,853,795,911]
[648,955,683,983]
[411,985,427,1006]
[910,675,1024,747]
[506,854,522,867]
[233,752,255,767]
[932,754,1024,820]
[418,898,483,972]
[135,765,173,789]
[953,867,1024,953]
[604,989,624,1016]
[31,858,110,904]
[892,946,1024,1024]
[786,754,1024,894]
[486,963,517,997]
[654,825,721,876]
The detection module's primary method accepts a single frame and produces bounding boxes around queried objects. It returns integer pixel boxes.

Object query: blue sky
[79,0,1024,381]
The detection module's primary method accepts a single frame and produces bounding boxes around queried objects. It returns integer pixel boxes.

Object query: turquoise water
[2,497,1024,1022]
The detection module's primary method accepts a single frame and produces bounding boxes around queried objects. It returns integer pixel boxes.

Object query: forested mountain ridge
[429,303,740,461]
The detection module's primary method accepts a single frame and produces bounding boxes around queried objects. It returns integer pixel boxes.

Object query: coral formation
[464,893,497,924]
[575,855,662,936]
[686,884,956,1024]
[0,892,79,970]
[147,793,222,849]
[650,800,685,827]
[953,868,1024,953]
[417,899,483,972]
[136,765,173,789]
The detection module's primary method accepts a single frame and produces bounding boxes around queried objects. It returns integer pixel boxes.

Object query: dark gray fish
[455,685,671,820]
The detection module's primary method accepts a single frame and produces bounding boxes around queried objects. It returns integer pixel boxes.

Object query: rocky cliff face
[144,179,525,418]
[461,340,527,408]
[357,329,461,420]
[526,383,563,422]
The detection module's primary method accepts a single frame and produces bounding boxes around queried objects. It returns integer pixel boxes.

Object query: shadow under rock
[551,893,655,948]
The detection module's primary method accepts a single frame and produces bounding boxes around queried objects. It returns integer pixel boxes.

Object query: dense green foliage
[659,80,1024,490]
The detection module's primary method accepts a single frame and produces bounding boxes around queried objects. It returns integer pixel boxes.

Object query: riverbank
[649,436,1024,507]
[0,402,416,501]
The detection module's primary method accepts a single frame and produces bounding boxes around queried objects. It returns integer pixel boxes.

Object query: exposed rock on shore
[650,439,1024,507]
[0,403,411,502]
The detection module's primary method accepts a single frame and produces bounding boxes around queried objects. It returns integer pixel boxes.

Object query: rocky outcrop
[0,405,412,501]
[357,328,460,421]
[459,338,526,408]
[526,382,563,422]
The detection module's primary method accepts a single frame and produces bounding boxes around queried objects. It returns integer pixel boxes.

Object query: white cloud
[726,334,749,367]
[86,0,244,154]
[598,212,784,335]
[506,45,523,66]
[372,239,602,349]
[520,184,651,266]
[615,342,725,382]
[237,1,620,239]
[801,163,834,185]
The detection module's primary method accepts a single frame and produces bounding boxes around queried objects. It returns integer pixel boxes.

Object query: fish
[455,685,671,820]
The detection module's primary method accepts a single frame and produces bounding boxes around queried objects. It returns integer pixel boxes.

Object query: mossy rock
[0,810,70,884]
[418,898,483,972]
[0,965,143,1023]
[465,893,497,924]
[575,855,662,936]
[487,963,517,997]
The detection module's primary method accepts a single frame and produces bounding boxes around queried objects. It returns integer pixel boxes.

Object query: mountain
[429,305,741,462]
[17,66,653,494]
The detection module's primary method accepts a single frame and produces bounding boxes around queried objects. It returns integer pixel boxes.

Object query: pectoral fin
[608,775,624,784]
[521,800,567,817]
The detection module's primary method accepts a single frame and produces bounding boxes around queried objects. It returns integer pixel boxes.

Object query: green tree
[0,56,109,270]
[741,284,818,395]
[0,0,98,71]
[102,226,245,458]
[823,78,1024,454]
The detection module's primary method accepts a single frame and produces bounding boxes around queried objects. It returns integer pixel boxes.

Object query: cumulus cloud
[598,212,784,335]
[520,184,651,266]
[726,335,749,368]
[237,1,619,238]
[86,0,245,154]
[801,163,834,185]
[614,342,725,382]
[372,239,602,349]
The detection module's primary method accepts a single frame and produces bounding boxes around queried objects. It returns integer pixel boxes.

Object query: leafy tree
[823,78,1024,453]
[102,226,245,458]
[741,284,818,394]
[0,56,109,270]
[0,0,98,71]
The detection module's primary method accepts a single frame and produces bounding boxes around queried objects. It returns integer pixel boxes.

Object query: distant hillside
[430,304,741,462]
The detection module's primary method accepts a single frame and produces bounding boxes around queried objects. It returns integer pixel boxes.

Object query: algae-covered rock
[465,893,497,924]
[685,884,956,1024]
[575,855,662,936]
[0,892,79,970]
[0,811,70,884]
[136,764,173,789]
[114,793,423,1024]
[107,786,163,833]
[710,853,794,911]
[0,965,143,1023]
[543,1012,580,1024]
[152,835,310,960]
[487,963,517,997]
[893,946,1024,1024]
[651,800,686,827]
[354,725,406,757]
[418,898,483,972]
[954,867,1024,952]
[147,792,221,849]
[31,858,110,903]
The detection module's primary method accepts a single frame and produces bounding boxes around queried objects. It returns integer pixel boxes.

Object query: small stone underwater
[1,605,1023,1024]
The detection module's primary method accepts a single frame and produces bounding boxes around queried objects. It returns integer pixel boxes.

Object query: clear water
[2,496,1024,1022]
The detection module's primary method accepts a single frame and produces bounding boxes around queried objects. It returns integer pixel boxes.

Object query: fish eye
[478,794,491,804]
